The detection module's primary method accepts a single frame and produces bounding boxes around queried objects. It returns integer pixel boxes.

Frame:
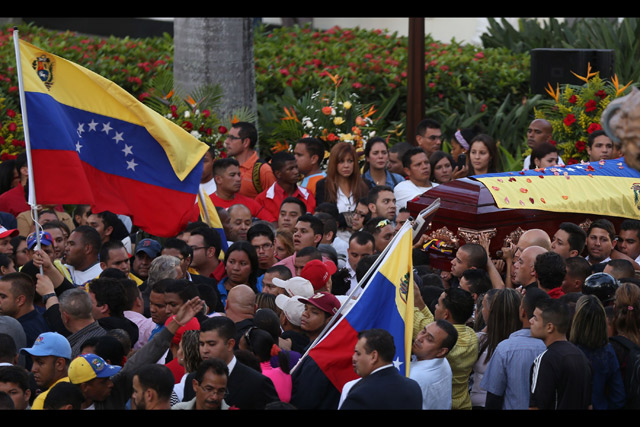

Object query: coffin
[407,177,628,271]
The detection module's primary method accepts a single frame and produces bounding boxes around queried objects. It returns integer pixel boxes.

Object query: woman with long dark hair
[361,137,404,189]
[315,142,368,214]
[570,294,626,409]
[238,327,292,403]
[429,151,455,184]
[217,241,260,306]
[467,134,499,176]
[471,288,521,409]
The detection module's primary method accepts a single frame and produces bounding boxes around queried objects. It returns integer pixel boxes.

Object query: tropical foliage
[534,64,633,164]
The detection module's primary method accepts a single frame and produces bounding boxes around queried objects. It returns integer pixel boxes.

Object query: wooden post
[406,18,425,146]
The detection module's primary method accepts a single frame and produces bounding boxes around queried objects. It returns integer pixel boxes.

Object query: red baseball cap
[299,291,341,315]
[300,259,337,290]
[0,226,18,239]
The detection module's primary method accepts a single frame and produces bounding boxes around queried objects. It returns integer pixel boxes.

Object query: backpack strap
[610,335,640,351]
[252,159,264,194]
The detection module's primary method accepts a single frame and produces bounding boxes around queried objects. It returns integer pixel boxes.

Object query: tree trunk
[173,18,257,122]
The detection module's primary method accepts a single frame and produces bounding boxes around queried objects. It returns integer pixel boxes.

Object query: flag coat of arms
[17,38,209,237]
[305,223,415,391]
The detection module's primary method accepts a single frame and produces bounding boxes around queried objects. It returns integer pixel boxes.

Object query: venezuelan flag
[307,223,415,391]
[474,158,640,220]
[17,39,209,237]
[197,188,228,255]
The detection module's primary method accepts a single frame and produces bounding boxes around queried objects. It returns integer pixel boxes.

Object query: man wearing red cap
[298,291,341,346]
[0,225,18,256]
[300,259,337,293]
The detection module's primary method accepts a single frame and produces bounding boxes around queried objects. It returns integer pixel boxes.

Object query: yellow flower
[343,101,352,110]
[340,133,354,142]
[333,117,345,126]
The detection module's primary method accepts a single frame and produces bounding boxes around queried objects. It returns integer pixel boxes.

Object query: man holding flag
[338,328,422,410]
[290,220,416,409]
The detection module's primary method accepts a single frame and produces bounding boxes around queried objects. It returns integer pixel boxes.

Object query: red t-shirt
[254,183,316,222]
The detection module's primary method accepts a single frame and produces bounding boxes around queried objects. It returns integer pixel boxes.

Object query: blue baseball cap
[27,230,53,249]
[20,332,71,359]
[135,238,161,258]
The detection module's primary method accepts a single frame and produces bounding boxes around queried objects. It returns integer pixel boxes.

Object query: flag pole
[292,220,414,372]
[12,28,43,271]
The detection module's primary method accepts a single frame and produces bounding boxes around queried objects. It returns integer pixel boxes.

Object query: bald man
[227,204,252,243]
[224,284,257,348]
[513,246,548,291]
[504,229,551,288]
[523,119,564,170]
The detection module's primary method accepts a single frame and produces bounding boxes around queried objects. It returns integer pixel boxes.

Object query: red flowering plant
[0,97,24,161]
[534,63,633,163]
[142,71,254,159]
[270,71,383,163]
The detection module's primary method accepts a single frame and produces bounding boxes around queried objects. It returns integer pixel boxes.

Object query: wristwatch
[42,293,56,303]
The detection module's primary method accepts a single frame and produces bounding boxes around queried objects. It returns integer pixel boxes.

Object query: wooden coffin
[407,177,626,271]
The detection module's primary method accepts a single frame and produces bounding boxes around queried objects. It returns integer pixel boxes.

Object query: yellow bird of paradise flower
[570,62,598,83]
[545,82,560,103]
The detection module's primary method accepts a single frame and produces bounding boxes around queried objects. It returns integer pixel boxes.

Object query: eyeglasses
[352,210,368,218]
[225,134,242,141]
[252,242,273,253]
[189,245,209,252]
[198,384,228,398]
[425,135,442,141]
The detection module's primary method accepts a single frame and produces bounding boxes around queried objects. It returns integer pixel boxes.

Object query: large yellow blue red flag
[16,38,209,237]
[306,222,415,391]
[474,158,640,219]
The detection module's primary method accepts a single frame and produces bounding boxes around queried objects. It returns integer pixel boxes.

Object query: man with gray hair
[148,255,182,285]
[58,287,106,358]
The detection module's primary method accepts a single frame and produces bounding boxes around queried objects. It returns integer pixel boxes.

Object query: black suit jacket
[226,360,280,409]
[183,359,280,410]
[340,366,422,410]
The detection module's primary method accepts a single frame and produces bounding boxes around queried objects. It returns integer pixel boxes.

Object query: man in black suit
[339,328,422,410]
[182,316,279,409]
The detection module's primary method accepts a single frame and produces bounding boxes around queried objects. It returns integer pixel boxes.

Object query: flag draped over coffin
[307,223,415,391]
[474,158,640,220]
[17,39,209,237]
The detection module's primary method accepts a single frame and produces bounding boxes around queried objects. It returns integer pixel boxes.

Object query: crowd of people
[0,117,636,411]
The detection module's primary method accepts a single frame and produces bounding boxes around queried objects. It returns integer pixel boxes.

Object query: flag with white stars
[304,221,415,391]
[17,39,209,237]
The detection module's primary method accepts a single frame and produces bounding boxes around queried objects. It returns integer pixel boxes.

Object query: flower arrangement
[142,71,255,159]
[533,64,633,164]
[271,72,381,158]
[0,98,24,161]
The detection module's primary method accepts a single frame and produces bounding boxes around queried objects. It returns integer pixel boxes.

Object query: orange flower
[283,107,300,122]
[322,106,333,115]
[271,141,289,153]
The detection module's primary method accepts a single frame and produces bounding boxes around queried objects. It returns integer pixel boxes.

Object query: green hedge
[0,21,535,168]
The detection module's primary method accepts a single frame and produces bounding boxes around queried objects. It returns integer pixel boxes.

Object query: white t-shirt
[394,180,438,214]
[200,178,217,196]
[65,262,103,286]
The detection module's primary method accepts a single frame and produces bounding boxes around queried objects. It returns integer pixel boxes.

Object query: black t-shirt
[529,340,592,409]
